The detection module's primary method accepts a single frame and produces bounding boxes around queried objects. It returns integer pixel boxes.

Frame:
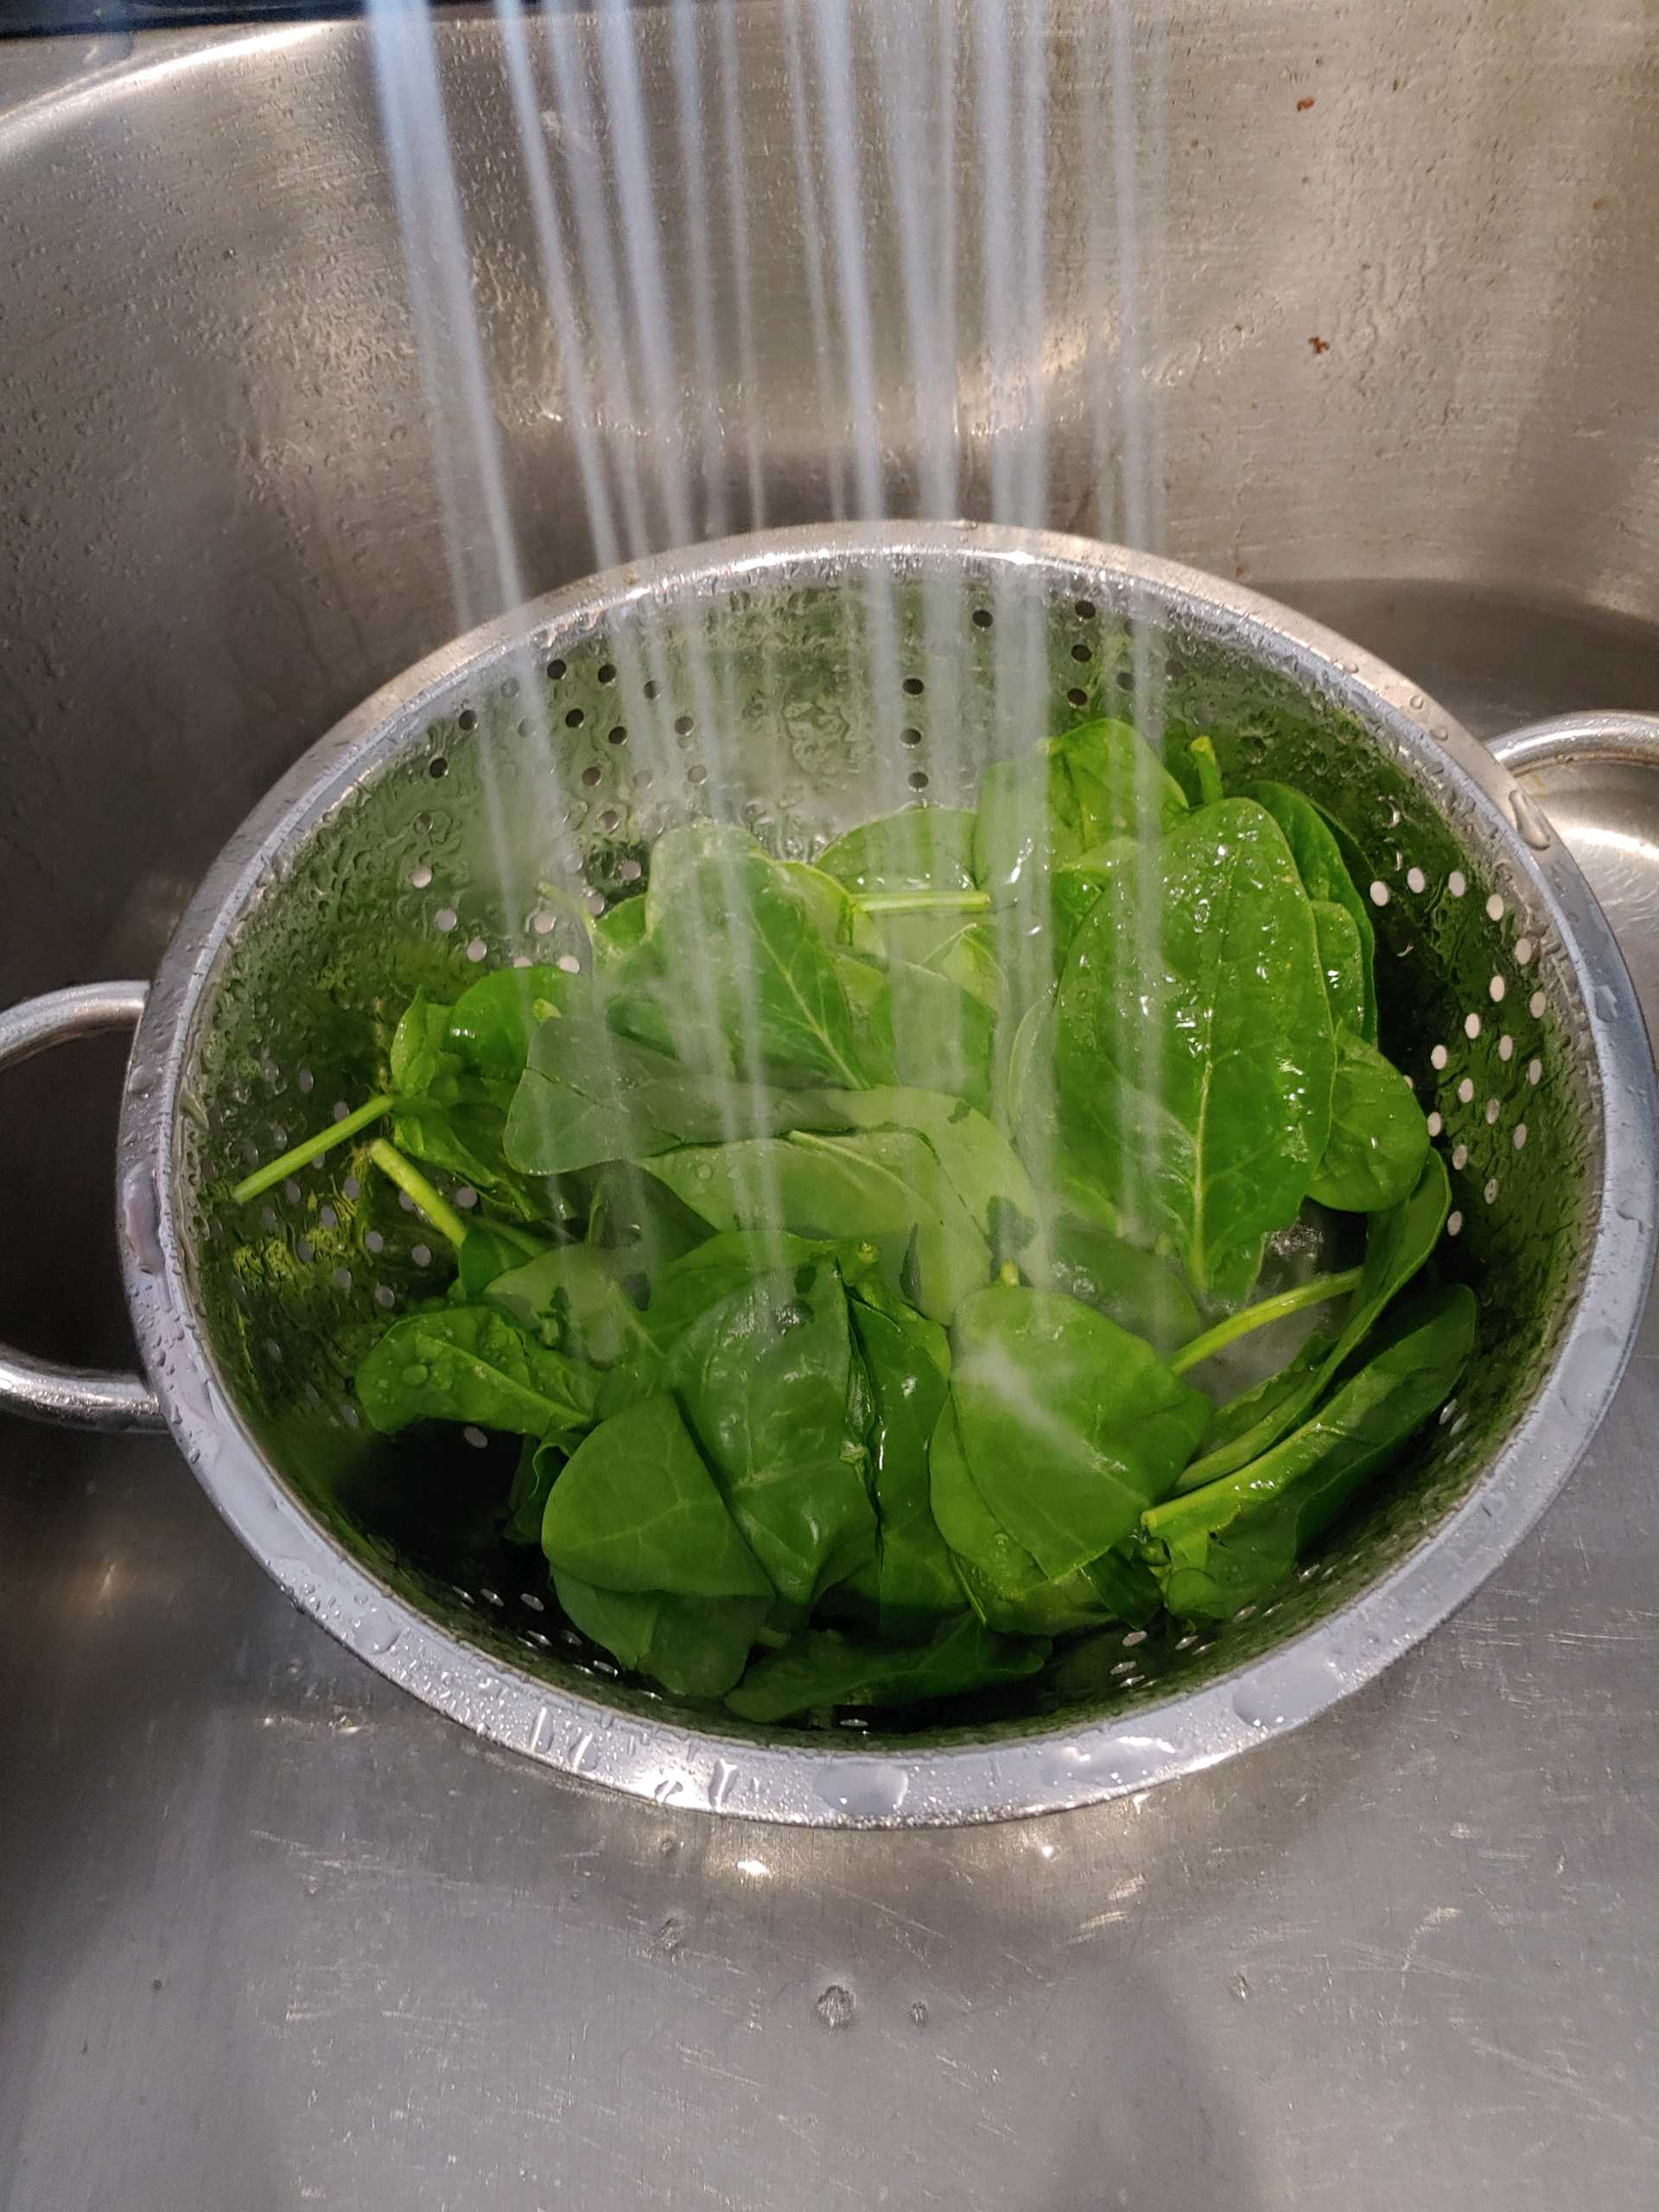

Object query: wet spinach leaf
[444,964,573,1081]
[943,1283,1210,1580]
[1179,1147,1450,1489]
[541,1392,774,1696]
[655,1254,879,1611]
[837,1297,963,1637]
[1308,1026,1430,1213]
[725,1613,1048,1724]
[1046,1216,1202,1357]
[974,720,1188,898]
[817,807,981,895]
[1312,899,1368,1039]
[1141,1283,1476,1618]
[1243,779,1376,1041]
[355,1305,600,1441]
[1042,799,1335,1299]
[481,1243,650,1368]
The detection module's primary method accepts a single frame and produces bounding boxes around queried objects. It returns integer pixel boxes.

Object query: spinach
[355,1305,600,1442]
[787,1086,1040,1262]
[604,823,883,1089]
[929,1396,1157,1636]
[1179,1147,1449,1489]
[817,806,981,895]
[481,1243,650,1369]
[880,916,1007,1014]
[387,992,555,1222]
[1312,900,1369,1039]
[883,957,997,1114]
[1045,1216,1201,1357]
[943,1283,1211,1580]
[1308,1027,1430,1213]
[444,964,572,1080]
[641,1128,990,1323]
[592,897,648,966]
[1042,799,1335,1299]
[1243,779,1376,1040]
[974,720,1188,897]
[503,1436,557,1547]
[654,1254,879,1611]
[504,999,781,1178]
[725,1614,1048,1724]
[838,1296,963,1637]
[1140,1283,1476,1618]
[455,1218,547,1299]
[541,1393,774,1696]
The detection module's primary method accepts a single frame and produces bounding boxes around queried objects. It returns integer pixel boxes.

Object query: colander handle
[1491,712,1659,777]
[0,982,164,1433]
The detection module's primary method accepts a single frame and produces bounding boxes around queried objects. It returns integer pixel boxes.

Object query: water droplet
[815,1984,856,2030]
[1510,788,1553,849]
[654,1916,685,1961]
[909,2001,929,2028]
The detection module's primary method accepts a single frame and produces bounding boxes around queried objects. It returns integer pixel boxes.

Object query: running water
[364,0,1169,1273]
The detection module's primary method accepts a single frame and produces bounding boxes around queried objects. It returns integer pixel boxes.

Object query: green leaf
[1312,900,1368,1039]
[542,1392,773,1598]
[944,1282,1211,1580]
[817,807,980,895]
[881,958,996,1115]
[880,916,1007,1015]
[928,1397,1151,1636]
[444,964,573,1080]
[787,1086,1041,1262]
[606,824,881,1089]
[1178,1147,1450,1490]
[1046,1216,1202,1357]
[505,998,785,1179]
[1243,780,1376,1042]
[1042,799,1336,1298]
[725,1614,1048,1724]
[657,1255,879,1611]
[592,897,648,967]
[641,1128,991,1324]
[503,1436,558,1546]
[838,1296,963,1637]
[355,1305,600,1440]
[455,1219,547,1300]
[1141,1284,1476,1618]
[974,720,1189,899]
[1308,1027,1430,1213]
[482,1243,651,1369]
[389,990,460,1099]
[543,1393,773,1696]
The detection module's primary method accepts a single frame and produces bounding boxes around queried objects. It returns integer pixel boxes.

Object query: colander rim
[116,520,1658,1826]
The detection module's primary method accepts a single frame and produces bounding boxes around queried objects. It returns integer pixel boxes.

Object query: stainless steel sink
[3,8,1657,2205]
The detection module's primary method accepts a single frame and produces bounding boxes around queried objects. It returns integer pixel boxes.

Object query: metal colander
[6,524,1653,1824]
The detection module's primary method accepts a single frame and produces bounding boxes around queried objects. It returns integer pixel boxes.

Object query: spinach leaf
[503,1436,557,1546]
[817,807,980,895]
[1140,1283,1476,1618]
[455,1219,547,1299]
[482,1243,651,1368]
[542,1392,774,1696]
[1312,900,1368,1039]
[579,1160,713,1265]
[1046,1216,1202,1357]
[605,824,882,1089]
[973,720,1188,898]
[928,1397,1156,1635]
[1178,1147,1450,1489]
[387,994,556,1221]
[725,1614,1047,1724]
[787,1086,1041,1262]
[444,964,572,1081]
[880,916,1007,1014]
[1043,799,1335,1299]
[390,990,460,1098]
[838,1297,963,1637]
[642,1128,990,1324]
[1243,779,1376,1041]
[1308,1027,1430,1214]
[592,897,647,967]
[657,1255,879,1611]
[882,957,997,1115]
[355,1305,600,1441]
[944,1282,1211,1580]
[505,998,786,1178]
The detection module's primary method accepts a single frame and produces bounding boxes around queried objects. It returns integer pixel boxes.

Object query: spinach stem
[366,1139,468,1250]
[1169,1266,1364,1376]
[1188,735,1225,808]
[852,889,992,917]
[230,1093,395,1204]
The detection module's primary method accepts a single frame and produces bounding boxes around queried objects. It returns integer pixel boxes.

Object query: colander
[3,524,1655,1826]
